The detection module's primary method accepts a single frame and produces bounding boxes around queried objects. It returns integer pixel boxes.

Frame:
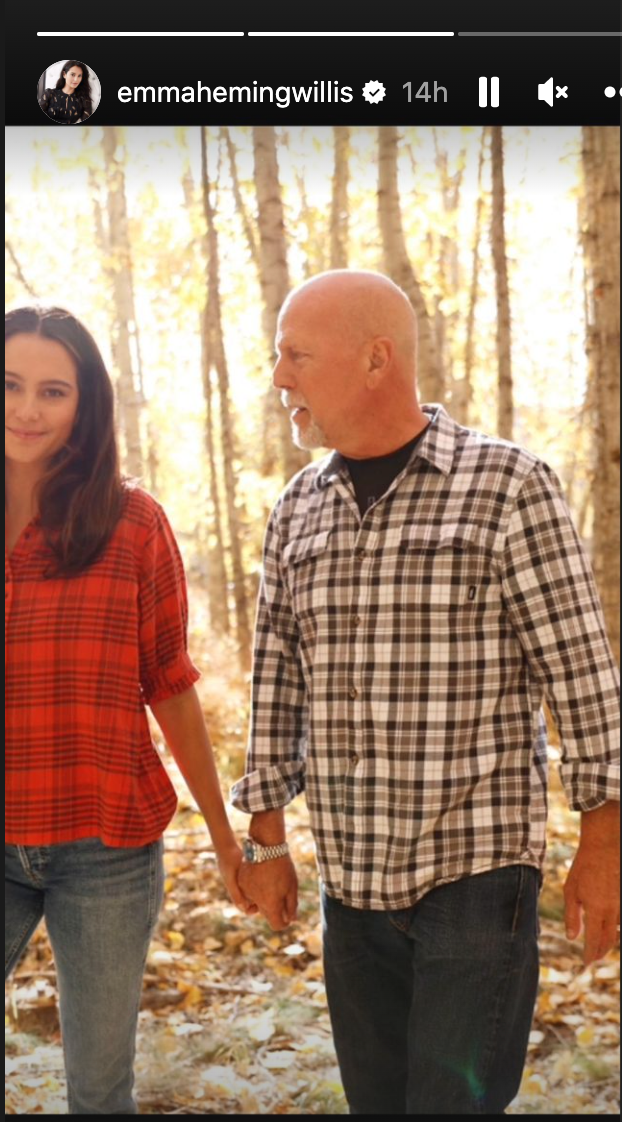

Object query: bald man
[231,271,620,1115]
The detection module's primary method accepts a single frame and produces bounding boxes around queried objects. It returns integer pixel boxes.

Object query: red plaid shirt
[5,487,200,846]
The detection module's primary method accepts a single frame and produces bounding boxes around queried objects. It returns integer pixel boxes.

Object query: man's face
[273,295,367,452]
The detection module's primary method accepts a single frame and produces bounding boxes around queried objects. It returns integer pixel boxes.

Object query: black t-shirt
[343,426,429,516]
[39,88,90,123]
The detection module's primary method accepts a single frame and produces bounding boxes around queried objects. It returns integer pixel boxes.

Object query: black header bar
[6,12,622,126]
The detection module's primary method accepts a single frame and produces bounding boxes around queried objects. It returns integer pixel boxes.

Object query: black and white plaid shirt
[231,405,620,909]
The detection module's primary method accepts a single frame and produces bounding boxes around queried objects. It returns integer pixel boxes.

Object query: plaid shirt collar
[314,404,454,492]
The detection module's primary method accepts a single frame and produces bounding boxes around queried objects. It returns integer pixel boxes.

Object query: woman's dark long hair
[5,307,125,574]
[56,61,93,116]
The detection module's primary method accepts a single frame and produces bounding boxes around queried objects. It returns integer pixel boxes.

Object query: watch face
[242,838,256,863]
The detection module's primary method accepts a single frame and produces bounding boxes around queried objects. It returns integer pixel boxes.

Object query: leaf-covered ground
[5,633,620,1115]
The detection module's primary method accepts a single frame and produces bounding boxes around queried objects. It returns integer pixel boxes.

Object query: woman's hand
[217,839,259,916]
[150,688,260,919]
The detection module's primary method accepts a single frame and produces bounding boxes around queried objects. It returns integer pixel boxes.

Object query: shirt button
[352,615,361,628]
[350,754,359,764]
[355,548,366,559]
[349,686,359,699]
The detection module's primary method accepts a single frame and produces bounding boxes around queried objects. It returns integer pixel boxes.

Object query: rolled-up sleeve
[500,461,620,811]
[138,503,200,705]
[231,509,308,813]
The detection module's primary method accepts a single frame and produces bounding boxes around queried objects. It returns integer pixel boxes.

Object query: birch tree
[378,126,444,404]
[330,126,350,269]
[462,129,487,425]
[200,306,231,637]
[581,125,620,659]
[490,126,513,440]
[433,131,466,422]
[201,128,251,668]
[101,128,147,479]
[253,126,309,480]
[221,127,260,272]
[180,146,230,636]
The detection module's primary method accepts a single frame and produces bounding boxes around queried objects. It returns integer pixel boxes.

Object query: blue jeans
[322,865,540,1115]
[5,837,164,1114]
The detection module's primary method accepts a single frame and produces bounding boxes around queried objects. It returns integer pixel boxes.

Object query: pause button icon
[479,76,500,107]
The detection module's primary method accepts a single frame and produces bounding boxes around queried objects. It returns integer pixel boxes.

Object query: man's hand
[564,801,620,965]
[238,855,298,930]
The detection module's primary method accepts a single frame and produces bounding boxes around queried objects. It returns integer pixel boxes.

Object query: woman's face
[63,66,83,90]
[5,334,80,471]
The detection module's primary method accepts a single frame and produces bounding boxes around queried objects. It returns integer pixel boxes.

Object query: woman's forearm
[150,686,237,854]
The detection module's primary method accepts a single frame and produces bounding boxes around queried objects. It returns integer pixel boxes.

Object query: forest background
[5,124,620,1114]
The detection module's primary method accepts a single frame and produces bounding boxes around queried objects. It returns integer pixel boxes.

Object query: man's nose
[272,355,295,390]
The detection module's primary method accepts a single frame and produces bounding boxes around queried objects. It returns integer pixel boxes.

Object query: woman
[39,61,93,123]
[5,307,252,1114]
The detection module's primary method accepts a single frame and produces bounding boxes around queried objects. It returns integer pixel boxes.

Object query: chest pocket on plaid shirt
[283,530,333,617]
[399,525,499,607]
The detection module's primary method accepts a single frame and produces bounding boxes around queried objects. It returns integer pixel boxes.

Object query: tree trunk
[180,152,231,636]
[462,128,487,426]
[377,126,444,404]
[581,126,620,661]
[433,130,466,422]
[101,127,145,479]
[200,309,231,637]
[490,126,513,440]
[252,126,309,480]
[293,167,326,278]
[201,128,251,669]
[330,126,350,269]
[221,127,260,272]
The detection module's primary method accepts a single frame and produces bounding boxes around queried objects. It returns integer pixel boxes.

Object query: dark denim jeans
[322,865,540,1115]
[5,837,164,1114]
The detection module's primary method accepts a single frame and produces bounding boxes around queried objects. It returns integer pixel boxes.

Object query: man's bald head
[281,270,418,372]
[274,269,427,457]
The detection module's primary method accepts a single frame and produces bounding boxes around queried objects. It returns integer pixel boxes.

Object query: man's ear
[366,338,392,388]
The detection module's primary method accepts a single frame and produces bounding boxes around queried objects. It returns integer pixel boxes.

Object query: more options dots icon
[604,86,621,97]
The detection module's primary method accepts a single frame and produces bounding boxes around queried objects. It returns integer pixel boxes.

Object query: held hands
[215,840,299,928]
[216,840,259,917]
[238,855,299,931]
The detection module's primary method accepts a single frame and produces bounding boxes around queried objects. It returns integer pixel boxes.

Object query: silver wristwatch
[242,837,289,863]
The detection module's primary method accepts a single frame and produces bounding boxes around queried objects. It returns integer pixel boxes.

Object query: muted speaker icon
[538,77,554,106]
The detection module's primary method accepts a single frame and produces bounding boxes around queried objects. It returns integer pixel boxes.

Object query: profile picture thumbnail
[37,60,101,124]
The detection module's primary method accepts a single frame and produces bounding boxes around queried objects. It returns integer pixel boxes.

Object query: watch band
[243,837,289,863]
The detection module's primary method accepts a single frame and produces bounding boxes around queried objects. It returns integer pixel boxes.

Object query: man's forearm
[248,808,287,844]
[580,800,620,851]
